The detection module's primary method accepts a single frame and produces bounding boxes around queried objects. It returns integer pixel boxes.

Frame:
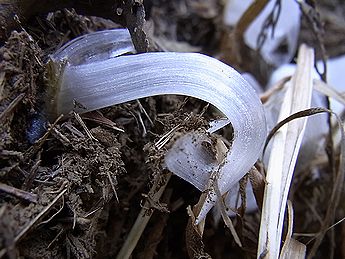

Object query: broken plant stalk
[258,44,314,258]
[116,171,171,259]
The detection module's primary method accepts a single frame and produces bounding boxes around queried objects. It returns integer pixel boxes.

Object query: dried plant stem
[0,183,37,203]
[0,93,25,121]
[280,201,306,259]
[258,44,314,259]
[15,189,67,243]
[0,188,67,258]
[213,178,242,247]
[141,188,173,259]
[235,0,269,39]
[185,201,211,258]
[307,125,345,258]
[233,0,269,64]
[116,172,171,259]
[221,0,273,85]
[73,112,97,141]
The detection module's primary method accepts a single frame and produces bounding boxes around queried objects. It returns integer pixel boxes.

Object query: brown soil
[1,1,345,258]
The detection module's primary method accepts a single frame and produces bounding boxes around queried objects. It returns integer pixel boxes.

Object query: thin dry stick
[14,189,67,243]
[137,99,154,126]
[258,44,314,259]
[0,93,25,121]
[22,159,41,191]
[37,195,65,226]
[298,5,338,257]
[305,216,345,244]
[0,183,37,203]
[213,177,242,247]
[106,170,119,203]
[314,79,345,105]
[260,107,345,258]
[185,203,211,258]
[73,112,98,141]
[0,72,5,100]
[235,0,269,42]
[0,188,67,258]
[141,188,173,259]
[81,111,124,132]
[280,201,306,259]
[116,172,171,259]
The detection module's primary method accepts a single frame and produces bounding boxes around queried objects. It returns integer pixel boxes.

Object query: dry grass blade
[81,111,125,132]
[280,201,306,259]
[258,44,314,259]
[260,77,289,103]
[116,172,171,259]
[232,0,269,64]
[307,111,345,258]
[248,166,266,211]
[213,175,242,248]
[186,205,212,258]
[263,107,328,156]
[106,170,119,203]
[313,79,345,106]
[235,0,269,40]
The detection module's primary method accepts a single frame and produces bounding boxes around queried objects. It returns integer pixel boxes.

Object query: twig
[15,189,67,243]
[213,173,242,247]
[116,171,171,259]
[295,217,345,240]
[0,72,5,101]
[81,111,125,132]
[140,188,173,259]
[0,93,25,121]
[106,170,119,203]
[185,203,212,259]
[0,183,38,203]
[155,124,181,150]
[0,189,67,258]
[137,100,154,126]
[73,111,97,141]
[22,159,41,191]
[136,110,147,137]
